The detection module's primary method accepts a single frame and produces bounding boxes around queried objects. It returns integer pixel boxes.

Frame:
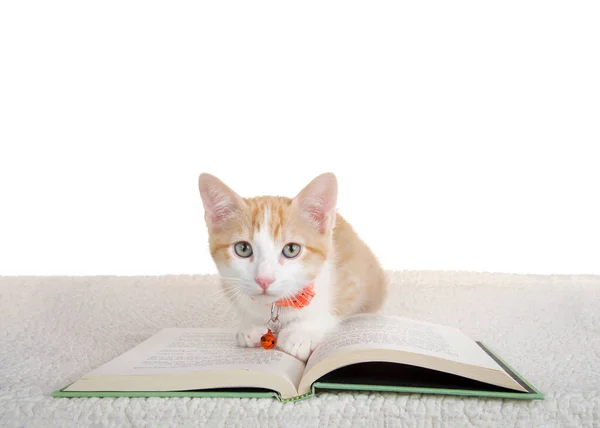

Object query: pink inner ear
[203,191,237,231]
[307,206,328,234]
[209,203,238,232]
[207,211,226,231]
[292,173,337,234]
[199,174,245,233]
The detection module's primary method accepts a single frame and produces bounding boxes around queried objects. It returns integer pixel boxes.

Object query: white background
[1,1,599,276]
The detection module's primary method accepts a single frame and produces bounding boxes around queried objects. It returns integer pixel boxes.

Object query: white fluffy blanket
[1,271,599,427]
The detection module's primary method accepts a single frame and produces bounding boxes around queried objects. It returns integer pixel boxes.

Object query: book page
[305,314,501,373]
[88,328,305,389]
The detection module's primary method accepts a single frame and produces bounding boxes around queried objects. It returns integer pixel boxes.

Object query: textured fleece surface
[0,271,599,428]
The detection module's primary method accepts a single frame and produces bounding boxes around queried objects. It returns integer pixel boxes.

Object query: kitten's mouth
[254,291,276,298]
[249,291,281,302]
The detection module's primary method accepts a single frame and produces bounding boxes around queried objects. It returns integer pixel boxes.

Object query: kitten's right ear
[198,173,245,233]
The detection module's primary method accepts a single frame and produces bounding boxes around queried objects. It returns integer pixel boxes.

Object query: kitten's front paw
[276,328,325,362]
[236,325,268,348]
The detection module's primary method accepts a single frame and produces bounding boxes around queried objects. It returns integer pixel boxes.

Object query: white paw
[276,328,325,362]
[236,325,268,348]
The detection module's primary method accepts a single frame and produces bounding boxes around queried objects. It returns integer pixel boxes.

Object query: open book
[53,314,542,402]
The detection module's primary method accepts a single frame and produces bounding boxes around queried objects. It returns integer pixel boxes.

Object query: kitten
[198,172,386,361]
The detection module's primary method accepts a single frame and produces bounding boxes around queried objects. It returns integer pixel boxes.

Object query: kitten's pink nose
[256,276,275,290]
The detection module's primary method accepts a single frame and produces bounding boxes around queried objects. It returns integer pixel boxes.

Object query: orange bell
[260,329,277,350]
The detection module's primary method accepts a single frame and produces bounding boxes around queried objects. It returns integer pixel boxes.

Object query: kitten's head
[198,173,337,305]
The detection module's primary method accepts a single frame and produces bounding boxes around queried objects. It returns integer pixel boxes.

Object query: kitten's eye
[282,243,301,259]
[234,242,253,258]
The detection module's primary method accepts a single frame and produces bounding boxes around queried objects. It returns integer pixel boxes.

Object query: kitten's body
[198,173,386,361]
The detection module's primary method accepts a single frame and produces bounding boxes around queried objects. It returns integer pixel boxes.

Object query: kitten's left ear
[292,173,338,234]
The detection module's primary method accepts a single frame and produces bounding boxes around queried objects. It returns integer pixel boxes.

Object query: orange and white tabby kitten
[198,172,386,361]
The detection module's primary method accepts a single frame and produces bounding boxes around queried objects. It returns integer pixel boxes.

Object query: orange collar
[275,283,315,309]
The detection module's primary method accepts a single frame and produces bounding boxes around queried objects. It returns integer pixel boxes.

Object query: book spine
[280,389,315,403]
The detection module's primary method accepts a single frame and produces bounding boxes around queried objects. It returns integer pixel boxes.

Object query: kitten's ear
[292,173,338,234]
[198,173,245,233]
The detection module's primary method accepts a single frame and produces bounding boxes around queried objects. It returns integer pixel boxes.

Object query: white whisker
[218,287,247,317]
